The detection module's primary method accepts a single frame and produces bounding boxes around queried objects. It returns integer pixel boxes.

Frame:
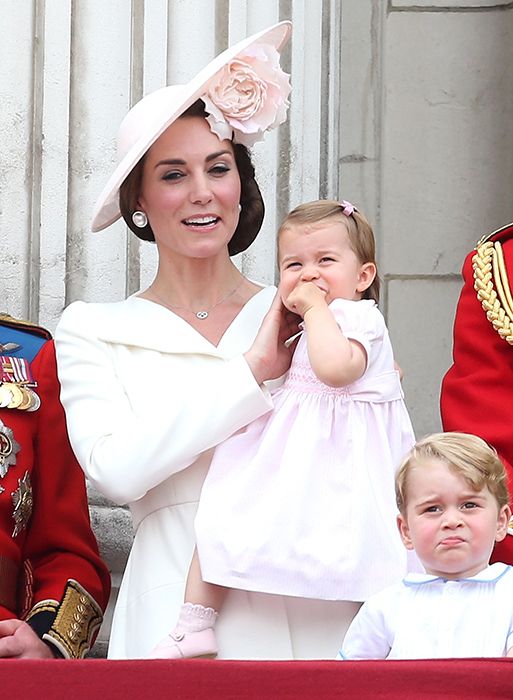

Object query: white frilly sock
[175,602,218,633]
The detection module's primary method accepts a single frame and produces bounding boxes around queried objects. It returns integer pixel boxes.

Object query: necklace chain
[150,279,244,320]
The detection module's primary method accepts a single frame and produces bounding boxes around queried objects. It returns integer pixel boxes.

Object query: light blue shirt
[337,562,513,659]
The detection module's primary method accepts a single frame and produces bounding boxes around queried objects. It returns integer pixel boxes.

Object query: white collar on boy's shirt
[403,561,511,586]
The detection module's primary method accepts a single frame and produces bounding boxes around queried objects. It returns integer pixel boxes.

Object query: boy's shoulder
[361,578,412,613]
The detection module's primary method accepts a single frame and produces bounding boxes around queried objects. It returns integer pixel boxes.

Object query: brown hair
[395,432,510,514]
[119,100,265,256]
[277,200,380,303]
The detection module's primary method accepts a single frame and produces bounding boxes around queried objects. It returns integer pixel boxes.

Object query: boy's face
[397,458,511,579]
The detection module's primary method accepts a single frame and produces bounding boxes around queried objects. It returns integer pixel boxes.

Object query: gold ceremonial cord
[494,243,513,320]
[473,240,513,346]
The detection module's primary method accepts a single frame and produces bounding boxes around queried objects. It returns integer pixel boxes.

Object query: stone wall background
[2,1,512,655]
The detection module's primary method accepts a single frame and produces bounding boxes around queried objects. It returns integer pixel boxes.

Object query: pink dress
[195,299,416,602]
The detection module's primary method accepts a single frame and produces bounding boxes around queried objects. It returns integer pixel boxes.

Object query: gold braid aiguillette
[473,240,513,346]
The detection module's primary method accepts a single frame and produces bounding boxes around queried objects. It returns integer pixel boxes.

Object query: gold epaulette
[473,236,513,346]
[0,314,52,341]
[475,221,513,248]
[26,580,103,658]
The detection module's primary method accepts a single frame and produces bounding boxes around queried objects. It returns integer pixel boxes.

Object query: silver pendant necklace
[150,279,244,320]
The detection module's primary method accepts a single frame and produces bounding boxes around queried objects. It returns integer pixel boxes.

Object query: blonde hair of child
[277,200,380,303]
[395,431,510,514]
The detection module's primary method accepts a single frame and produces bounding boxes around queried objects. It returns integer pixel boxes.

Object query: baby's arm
[286,282,367,387]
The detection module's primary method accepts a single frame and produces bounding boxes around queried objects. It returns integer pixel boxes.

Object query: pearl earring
[238,204,242,213]
[132,211,148,228]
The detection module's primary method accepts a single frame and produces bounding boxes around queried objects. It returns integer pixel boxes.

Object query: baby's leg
[185,547,227,611]
[145,548,223,659]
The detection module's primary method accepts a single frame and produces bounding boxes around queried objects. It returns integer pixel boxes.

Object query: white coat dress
[55,287,359,659]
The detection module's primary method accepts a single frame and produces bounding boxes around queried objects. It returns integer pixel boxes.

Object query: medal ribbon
[0,356,34,385]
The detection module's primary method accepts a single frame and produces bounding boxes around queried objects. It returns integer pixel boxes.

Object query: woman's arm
[286,282,367,387]
[55,299,286,505]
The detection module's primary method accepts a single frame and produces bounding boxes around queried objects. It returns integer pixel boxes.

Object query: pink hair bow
[339,200,356,216]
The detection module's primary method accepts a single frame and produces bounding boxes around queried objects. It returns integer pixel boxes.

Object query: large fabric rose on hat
[202,43,291,148]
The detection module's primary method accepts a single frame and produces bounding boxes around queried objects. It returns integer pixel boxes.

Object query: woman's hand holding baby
[244,291,301,385]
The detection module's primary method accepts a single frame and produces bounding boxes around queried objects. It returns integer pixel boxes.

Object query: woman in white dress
[55,22,359,659]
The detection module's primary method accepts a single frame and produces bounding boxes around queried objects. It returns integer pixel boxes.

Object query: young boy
[336,432,513,659]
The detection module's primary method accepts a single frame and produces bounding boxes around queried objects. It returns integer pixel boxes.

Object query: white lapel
[93,287,275,357]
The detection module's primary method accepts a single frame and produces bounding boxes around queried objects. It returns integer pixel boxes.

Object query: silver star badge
[0,419,20,478]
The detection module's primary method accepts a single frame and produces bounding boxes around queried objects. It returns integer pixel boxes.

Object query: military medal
[26,390,41,412]
[0,384,13,408]
[0,419,20,478]
[20,387,40,411]
[7,384,24,409]
[0,355,40,412]
[12,471,33,537]
[17,389,33,411]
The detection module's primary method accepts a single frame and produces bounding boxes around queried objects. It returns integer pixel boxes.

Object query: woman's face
[138,116,241,261]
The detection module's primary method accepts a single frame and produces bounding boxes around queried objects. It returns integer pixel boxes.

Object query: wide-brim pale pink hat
[91,20,292,232]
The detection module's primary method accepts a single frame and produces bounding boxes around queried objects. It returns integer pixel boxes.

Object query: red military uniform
[0,314,110,657]
[441,222,513,564]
